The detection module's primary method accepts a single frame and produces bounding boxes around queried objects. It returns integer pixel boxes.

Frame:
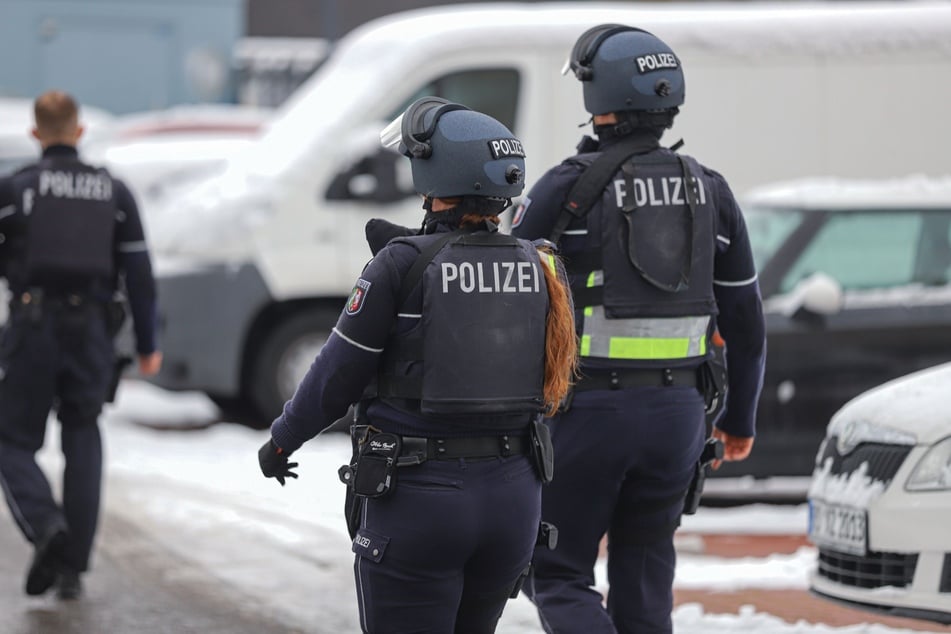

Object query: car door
[732,207,951,478]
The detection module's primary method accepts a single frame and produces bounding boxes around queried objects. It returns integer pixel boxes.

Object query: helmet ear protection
[398,97,470,159]
[568,24,643,81]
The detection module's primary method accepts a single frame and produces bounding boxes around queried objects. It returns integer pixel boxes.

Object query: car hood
[828,362,951,446]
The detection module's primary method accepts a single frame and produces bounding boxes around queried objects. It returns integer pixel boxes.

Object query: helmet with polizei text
[380,97,526,200]
[567,24,685,115]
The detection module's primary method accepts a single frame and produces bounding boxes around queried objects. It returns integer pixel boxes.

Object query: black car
[709,177,951,491]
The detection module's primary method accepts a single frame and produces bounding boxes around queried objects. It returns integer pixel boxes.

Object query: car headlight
[906,436,951,492]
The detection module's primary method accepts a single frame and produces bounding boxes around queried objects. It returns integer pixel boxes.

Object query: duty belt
[397,434,529,466]
[573,367,700,392]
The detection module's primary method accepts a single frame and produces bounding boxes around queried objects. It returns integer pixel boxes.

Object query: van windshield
[743,205,806,271]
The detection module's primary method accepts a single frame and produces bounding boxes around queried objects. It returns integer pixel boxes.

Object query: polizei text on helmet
[635,53,679,74]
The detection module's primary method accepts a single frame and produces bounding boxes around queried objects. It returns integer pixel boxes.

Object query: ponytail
[539,249,578,416]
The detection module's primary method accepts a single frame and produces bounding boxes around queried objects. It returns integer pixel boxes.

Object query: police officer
[0,91,161,600]
[257,98,577,633]
[511,26,767,633]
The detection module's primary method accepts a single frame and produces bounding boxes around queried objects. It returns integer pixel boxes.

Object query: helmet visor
[379,114,405,152]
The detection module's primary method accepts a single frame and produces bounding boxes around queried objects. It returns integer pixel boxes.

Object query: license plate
[809,500,867,555]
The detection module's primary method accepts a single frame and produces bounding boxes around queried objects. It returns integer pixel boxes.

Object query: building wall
[246,0,550,39]
[0,0,245,114]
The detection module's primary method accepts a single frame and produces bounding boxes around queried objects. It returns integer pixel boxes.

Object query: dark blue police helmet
[567,24,685,115]
[380,97,526,200]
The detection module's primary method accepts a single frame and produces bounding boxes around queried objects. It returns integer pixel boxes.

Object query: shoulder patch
[346,278,372,316]
[511,196,531,228]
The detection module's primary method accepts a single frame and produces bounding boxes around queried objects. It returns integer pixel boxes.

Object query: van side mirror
[788,272,844,320]
[325,149,414,204]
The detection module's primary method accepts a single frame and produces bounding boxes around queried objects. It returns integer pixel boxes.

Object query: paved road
[0,510,304,634]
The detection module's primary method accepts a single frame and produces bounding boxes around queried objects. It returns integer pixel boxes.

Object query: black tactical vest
[378,230,549,416]
[18,158,116,287]
[572,150,718,319]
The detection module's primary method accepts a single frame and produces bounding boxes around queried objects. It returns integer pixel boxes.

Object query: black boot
[56,568,83,600]
[25,524,68,596]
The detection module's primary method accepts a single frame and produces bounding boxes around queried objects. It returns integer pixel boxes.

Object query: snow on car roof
[744,176,951,210]
[350,2,951,57]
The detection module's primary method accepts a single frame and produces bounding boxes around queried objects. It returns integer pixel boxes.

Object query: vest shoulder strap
[548,134,661,243]
[394,230,464,307]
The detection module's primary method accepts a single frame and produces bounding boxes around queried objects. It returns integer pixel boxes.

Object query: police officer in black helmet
[511,26,767,633]
[257,98,577,633]
[0,91,161,600]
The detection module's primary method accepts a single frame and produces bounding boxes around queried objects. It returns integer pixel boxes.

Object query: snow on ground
[30,380,935,634]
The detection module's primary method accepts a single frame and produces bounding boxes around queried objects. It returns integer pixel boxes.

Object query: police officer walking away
[511,26,767,633]
[0,91,161,600]
[258,98,577,633]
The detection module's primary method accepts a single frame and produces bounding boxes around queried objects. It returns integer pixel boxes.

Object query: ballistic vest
[377,229,549,416]
[566,149,718,361]
[14,157,116,288]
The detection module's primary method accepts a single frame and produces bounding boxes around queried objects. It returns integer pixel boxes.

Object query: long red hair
[537,248,578,415]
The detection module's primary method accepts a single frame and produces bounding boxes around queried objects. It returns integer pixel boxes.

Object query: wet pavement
[0,510,303,634]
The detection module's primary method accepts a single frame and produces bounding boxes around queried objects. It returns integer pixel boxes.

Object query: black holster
[529,416,554,483]
[683,438,724,515]
[339,424,400,498]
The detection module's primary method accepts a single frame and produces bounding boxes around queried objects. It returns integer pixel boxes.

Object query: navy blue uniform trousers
[0,303,113,572]
[351,453,541,633]
[527,386,706,634]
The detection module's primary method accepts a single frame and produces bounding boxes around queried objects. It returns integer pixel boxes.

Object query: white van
[142,2,951,419]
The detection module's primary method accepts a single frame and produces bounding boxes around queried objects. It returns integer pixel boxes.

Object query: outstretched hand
[258,439,299,486]
[710,427,754,470]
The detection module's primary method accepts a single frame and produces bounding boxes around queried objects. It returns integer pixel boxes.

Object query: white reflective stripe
[716,234,731,246]
[713,274,758,287]
[587,270,604,287]
[396,313,422,319]
[332,328,384,353]
[0,205,15,220]
[562,229,588,235]
[582,308,710,358]
[117,240,148,253]
[357,503,369,629]
[0,449,36,540]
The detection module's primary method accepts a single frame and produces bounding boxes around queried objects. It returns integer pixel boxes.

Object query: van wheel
[248,309,336,422]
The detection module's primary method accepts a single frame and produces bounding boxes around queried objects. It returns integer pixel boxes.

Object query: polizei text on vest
[441,261,541,294]
[613,175,707,208]
[38,170,113,201]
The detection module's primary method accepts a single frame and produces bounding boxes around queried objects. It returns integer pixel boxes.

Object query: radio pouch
[352,432,401,498]
[530,417,555,484]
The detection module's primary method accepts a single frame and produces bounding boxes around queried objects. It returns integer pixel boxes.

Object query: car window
[387,68,520,131]
[743,206,805,271]
[779,210,937,293]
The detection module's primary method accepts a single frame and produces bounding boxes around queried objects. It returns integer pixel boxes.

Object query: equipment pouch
[529,417,555,484]
[352,432,401,498]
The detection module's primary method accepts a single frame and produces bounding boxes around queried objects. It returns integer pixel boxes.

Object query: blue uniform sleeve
[707,168,767,438]
[113,179,158,355]
[511,163,582,241]
[269,245,410,453]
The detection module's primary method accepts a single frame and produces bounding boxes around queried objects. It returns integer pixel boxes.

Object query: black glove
[258,439,299,486]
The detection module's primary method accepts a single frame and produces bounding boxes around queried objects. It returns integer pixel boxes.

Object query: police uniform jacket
[512,133,766,439]
[0,145,157,355]
[270,221,548,453]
